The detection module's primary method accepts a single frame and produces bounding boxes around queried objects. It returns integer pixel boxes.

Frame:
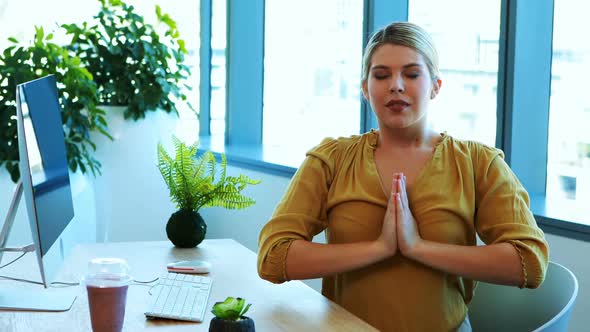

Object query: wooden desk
[0,239,376,331]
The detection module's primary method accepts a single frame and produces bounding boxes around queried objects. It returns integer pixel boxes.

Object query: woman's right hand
[376,175,398,257]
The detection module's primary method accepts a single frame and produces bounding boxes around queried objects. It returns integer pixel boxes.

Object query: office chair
[468,261,578,332]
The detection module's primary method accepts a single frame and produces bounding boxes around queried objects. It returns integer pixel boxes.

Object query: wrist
[371,240,395,260]
[405,239,426,261]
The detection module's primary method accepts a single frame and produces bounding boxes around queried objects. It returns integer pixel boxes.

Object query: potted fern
[157,137,261,248]
[210,297,255,332]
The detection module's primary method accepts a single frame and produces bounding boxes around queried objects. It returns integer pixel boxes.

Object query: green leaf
[240,303,251,317]
[211,297,251,321]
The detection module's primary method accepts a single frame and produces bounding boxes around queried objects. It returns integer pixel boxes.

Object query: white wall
[90,107,179,243]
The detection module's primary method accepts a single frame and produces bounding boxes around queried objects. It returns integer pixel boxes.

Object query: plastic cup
[82,258,132,332]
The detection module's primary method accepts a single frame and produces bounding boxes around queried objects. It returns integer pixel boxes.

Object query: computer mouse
[167,259,212,274]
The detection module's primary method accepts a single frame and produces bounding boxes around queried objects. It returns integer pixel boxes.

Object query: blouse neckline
[366,129,449,200]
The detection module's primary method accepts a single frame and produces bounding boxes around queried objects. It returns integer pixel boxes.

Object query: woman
[257,22,549,332]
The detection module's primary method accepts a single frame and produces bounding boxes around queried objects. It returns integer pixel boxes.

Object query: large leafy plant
[62,0,194,120]
[157,137,261,212]
[0,27,111,182]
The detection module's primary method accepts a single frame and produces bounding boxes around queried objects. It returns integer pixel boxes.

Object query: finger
[387,189,397,212]
[395,193,403,220]
[395,193,403,225]
[391,177,398,195]
[389,189,397,207]
[401,176,409,208]
[397,174,404,192]
[392,173,401,193]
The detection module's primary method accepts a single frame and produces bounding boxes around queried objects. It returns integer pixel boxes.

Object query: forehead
[370,43,426,68]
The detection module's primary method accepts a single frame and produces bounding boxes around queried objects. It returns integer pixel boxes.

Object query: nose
[390,75,404,93]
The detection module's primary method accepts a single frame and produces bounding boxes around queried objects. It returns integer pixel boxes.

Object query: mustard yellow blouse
[257,130,549,332]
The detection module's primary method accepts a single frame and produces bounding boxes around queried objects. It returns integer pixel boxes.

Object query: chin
[387,117,412,127]
[381,122,410,131]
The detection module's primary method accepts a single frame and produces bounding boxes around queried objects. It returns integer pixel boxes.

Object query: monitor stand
[0,289,76,311]
[0,181,23,264]
[0,181,76,311]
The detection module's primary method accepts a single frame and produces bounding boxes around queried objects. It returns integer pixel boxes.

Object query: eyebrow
[371,63,423,70]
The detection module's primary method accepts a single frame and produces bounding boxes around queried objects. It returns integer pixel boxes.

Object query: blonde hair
[361,22,439,84]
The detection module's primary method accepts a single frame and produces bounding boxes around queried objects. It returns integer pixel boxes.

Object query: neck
[376,124,437,150]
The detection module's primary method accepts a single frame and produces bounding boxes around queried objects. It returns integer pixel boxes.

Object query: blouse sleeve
[257,138,339,284]
[473,144,549,289]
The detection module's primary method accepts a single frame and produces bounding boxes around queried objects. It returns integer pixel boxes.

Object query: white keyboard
[144,271,213,322]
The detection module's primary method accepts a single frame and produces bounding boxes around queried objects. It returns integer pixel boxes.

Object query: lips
[385,99,410,111]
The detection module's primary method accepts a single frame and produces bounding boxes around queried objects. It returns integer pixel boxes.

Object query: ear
[361,80,369,101]
[430,78,442,99]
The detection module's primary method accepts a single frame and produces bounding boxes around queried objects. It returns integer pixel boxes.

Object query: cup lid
[83,257,132,287]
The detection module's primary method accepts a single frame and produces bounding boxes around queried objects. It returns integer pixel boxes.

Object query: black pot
[209,316,255,332]
[166,209,207,248]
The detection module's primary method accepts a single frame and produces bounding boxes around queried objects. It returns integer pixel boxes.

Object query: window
[546,0,590,220]
[263,0,364,156]
[409,0,501,146]
[210,0,226,139]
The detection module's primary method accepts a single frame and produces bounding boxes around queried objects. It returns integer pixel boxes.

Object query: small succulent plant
[211,297,252,321]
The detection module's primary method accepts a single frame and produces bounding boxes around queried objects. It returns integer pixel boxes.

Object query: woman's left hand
[393,173,422,257]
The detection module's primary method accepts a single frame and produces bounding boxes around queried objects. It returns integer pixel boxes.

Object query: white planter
[90,106,179,242]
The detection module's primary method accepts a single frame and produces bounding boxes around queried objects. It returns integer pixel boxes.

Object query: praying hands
[380,172,423,258]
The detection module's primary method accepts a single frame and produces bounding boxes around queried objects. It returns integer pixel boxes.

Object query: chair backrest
[468,261,578,332]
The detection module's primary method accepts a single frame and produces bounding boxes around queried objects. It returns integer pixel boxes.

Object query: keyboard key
[151,285,170,313]
[171,287,188,316]
[162,286,180,315]
[180,287,198,317]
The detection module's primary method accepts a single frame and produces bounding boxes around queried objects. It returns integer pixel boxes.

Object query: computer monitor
[0,74,77,311]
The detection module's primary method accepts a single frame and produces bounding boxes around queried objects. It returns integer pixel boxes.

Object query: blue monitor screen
[18,75,74,257]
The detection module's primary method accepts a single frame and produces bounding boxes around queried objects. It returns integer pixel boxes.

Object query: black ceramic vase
[209,317,255,332]
[166,209,207,248]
